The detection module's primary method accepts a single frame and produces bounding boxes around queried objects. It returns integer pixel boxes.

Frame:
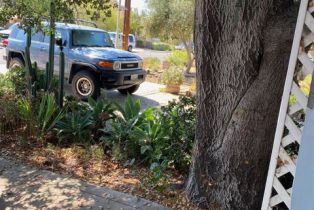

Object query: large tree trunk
[186,0,298,209]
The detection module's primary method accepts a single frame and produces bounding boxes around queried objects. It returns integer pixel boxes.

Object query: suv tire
[9,58,24,71]
[72,70,100,100]
[118,84,140,95]
[128,46,133,52]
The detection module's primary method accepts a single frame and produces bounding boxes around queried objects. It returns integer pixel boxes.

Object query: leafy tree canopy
[0,0,113,31]
[145,0,194,43]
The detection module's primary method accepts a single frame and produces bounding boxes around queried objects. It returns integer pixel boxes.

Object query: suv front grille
[121,62,139,69]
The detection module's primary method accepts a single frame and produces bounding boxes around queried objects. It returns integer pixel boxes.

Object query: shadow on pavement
[64,82,177,110]
[0,158,167,209]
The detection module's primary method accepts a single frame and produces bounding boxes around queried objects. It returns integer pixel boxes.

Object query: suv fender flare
[69,62,99,83]
[7,50,25,69]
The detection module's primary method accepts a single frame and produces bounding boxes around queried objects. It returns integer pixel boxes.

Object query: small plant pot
[165,84,181,94]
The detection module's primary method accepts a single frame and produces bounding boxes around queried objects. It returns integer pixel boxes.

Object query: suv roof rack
[62,19,98,28]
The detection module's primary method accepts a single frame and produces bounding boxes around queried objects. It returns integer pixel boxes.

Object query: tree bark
[186,1,297,209]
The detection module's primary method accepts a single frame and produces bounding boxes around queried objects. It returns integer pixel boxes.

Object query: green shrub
[55,111,93,146]
[35,69,58,92]
[0,73,14,96]
[161,67,184,86]
[2,65,58,97]
[152,42,172,51]
[143,57,161,72]
[102,95,155,162]
[135,114,169,163]
[53,97,116,147]
[136,40,153,49]
[63,96,90,113]
[0,96,21,135]
[167,50,188,67]
[158,96,196,172]
[6,67,27,96]
[17,97,37,137]
[104,95,196,173]
[87,97,116,130]
[37,93,63,134]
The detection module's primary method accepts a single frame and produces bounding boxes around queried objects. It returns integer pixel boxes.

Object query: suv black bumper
[101,69,146,89]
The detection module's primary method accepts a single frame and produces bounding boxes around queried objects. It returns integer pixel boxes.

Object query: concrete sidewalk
[0,158,168,210]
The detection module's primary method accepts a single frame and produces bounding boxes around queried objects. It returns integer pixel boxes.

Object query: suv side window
[32,32,44,42]
[16,30,26,40]
[44,29,66,45]
[9,25,19,38]
[9,25,25,40]
[129,35,134,43]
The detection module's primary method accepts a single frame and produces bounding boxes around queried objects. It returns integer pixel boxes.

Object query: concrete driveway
[64,82,178,110]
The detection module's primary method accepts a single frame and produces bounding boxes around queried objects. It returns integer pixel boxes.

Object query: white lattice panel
[262,1,314,209]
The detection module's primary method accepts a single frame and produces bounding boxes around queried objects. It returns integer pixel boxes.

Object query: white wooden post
[262,0,314,209]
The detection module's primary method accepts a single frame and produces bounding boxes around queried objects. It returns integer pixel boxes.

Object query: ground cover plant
[0,68,198,209]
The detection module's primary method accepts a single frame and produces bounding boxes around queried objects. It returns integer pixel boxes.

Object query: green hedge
[167,50,188,67]
[136,40,153,49]
[152,42,172,51]
[136,40,173,51]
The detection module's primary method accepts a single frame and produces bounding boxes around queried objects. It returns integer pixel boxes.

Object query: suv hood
[0,29,11,35]
[72,47,141,61]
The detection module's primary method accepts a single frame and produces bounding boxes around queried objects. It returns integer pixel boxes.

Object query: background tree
[146,0,194,74]
[74,5,145,37]
[130,9,146,36]
[186,0,298,209]
[74,4,118,31]
[0,0,112,33]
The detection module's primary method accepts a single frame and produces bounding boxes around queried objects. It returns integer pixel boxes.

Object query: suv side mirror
[56,37,64,47]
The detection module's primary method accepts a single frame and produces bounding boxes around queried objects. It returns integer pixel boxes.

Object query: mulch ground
[0,134,200,210]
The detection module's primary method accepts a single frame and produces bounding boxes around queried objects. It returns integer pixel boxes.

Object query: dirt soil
[0,134,200,210]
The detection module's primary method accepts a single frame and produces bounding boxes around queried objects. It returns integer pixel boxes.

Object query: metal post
[115,0,122,48]
[122,0,131,51]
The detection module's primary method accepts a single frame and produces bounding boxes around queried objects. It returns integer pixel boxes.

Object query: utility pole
[115,0,122,48]
[122,0,131,51]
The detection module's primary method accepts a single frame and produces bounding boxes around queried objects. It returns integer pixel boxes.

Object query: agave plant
[37,93,63,134]
[102,95,155,161]
[87,97,116,129]
[55,111,93,146]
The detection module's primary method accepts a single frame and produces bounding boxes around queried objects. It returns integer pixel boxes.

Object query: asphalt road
[0,47,177,109]
[132,48,171,62]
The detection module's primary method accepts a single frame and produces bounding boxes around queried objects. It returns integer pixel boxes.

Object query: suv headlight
[113,61,121,70]
[138,60,143,69]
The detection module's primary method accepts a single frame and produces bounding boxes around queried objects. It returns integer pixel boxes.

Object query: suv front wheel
[118,84,140,95]
[72,70,100,100]
[9,58,24,71]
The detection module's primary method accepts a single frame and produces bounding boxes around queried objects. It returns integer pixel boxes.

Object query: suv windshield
[72,30,113,47]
